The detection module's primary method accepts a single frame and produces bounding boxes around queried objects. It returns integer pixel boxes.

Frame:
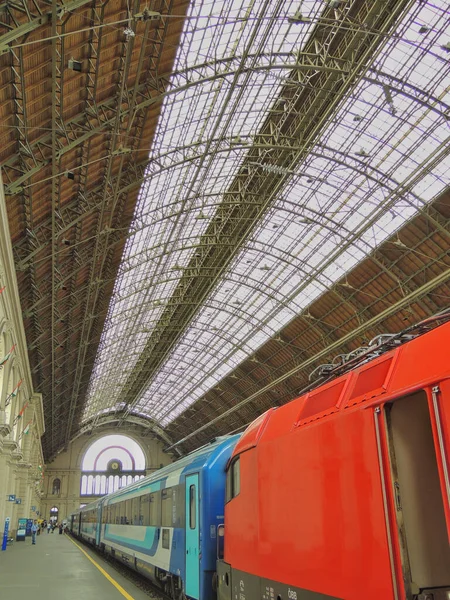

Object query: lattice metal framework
[1,0,449,459]
[83,0,450,426]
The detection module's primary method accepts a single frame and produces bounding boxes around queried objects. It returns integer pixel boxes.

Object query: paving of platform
[0,531,153,600]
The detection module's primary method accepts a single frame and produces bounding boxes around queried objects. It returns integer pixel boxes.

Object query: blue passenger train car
[69,435,239,600]
[76,497,102,545]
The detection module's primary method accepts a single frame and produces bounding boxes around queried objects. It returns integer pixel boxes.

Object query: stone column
[0,423,12,527]
[0,437,19,535]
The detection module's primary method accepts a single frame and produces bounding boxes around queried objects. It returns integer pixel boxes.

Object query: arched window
[80,434,146,497]
[50,506,58,522]
[52,478,61,495]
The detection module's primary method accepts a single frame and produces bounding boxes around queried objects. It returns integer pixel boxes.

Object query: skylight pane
[138,0,450,425]
[83,0,323,421]
[84,0,449,429]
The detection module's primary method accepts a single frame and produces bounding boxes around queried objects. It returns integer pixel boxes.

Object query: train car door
[96,504,102,546]
[185,473,200,599]
[381,390,450,598]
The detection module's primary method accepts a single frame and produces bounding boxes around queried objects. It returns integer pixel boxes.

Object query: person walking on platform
[31,520,39,545]
[47,521,51,533]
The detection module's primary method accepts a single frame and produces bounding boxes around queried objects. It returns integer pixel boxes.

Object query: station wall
[0,171,45,536]
[41,428,173,521]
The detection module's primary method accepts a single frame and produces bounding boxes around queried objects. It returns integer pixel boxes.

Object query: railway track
[70,534,169,600]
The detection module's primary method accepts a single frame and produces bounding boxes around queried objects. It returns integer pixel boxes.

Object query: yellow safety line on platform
[67,535,135,600]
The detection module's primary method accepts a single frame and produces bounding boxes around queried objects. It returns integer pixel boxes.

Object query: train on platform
[70,311,450,600]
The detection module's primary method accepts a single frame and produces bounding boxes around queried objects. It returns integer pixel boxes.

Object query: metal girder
[5,48,448,198]
[63,0,171,448]
[166,264,450,450]
[49,0,111,458]
[70,413,180,454]
[0,0,95,53]
[173,219,450,445]
[50,0,64,463]
[13,121,445,276]
[116,0,415,424]
[8,25,46,378]
[13,160,148,271]
[9,0,176,459]
[63,18,134,446]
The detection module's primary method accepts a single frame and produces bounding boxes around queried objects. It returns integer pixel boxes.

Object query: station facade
[0,178,45,535]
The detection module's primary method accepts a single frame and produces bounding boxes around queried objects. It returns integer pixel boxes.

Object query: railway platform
[0,531,151,600]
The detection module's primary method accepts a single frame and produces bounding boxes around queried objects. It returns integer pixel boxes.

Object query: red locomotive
[218,312,450,600]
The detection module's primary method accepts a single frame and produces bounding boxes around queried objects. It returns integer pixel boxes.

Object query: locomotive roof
[233,312,450,455]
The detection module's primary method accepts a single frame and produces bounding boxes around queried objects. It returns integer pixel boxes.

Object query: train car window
[149,492,161,527]
[226,467,232,503]
[140,494,150,526]
[173,484,186,528]
[120,501,126,525]
[162,528,170,549]
[189,485,196,529]
[226,457,240,502]
[125,499,132,524]
[161,488,173,527]
[132,497,140,525]
[232,457,240,497]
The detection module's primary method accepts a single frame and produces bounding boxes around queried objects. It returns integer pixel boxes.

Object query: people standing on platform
[31,520,39,545]
[59,523,63,535]
[47,521,51,533]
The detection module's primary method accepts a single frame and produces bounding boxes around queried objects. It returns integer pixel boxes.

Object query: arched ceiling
[1,0,449,459]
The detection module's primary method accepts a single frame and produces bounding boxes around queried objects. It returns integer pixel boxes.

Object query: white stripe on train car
[163,467,183,488]
[107,524,147,542]
[104,530,173,572]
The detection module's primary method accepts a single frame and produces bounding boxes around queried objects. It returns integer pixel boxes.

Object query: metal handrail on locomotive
[69,310,450,600]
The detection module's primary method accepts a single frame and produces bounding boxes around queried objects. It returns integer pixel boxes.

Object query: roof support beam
[166,264,450,450]
[113,0,416,425]
[5,53,448,197]
[0,0,95,54]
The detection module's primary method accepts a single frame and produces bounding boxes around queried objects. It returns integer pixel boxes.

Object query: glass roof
[83,0,450,426]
